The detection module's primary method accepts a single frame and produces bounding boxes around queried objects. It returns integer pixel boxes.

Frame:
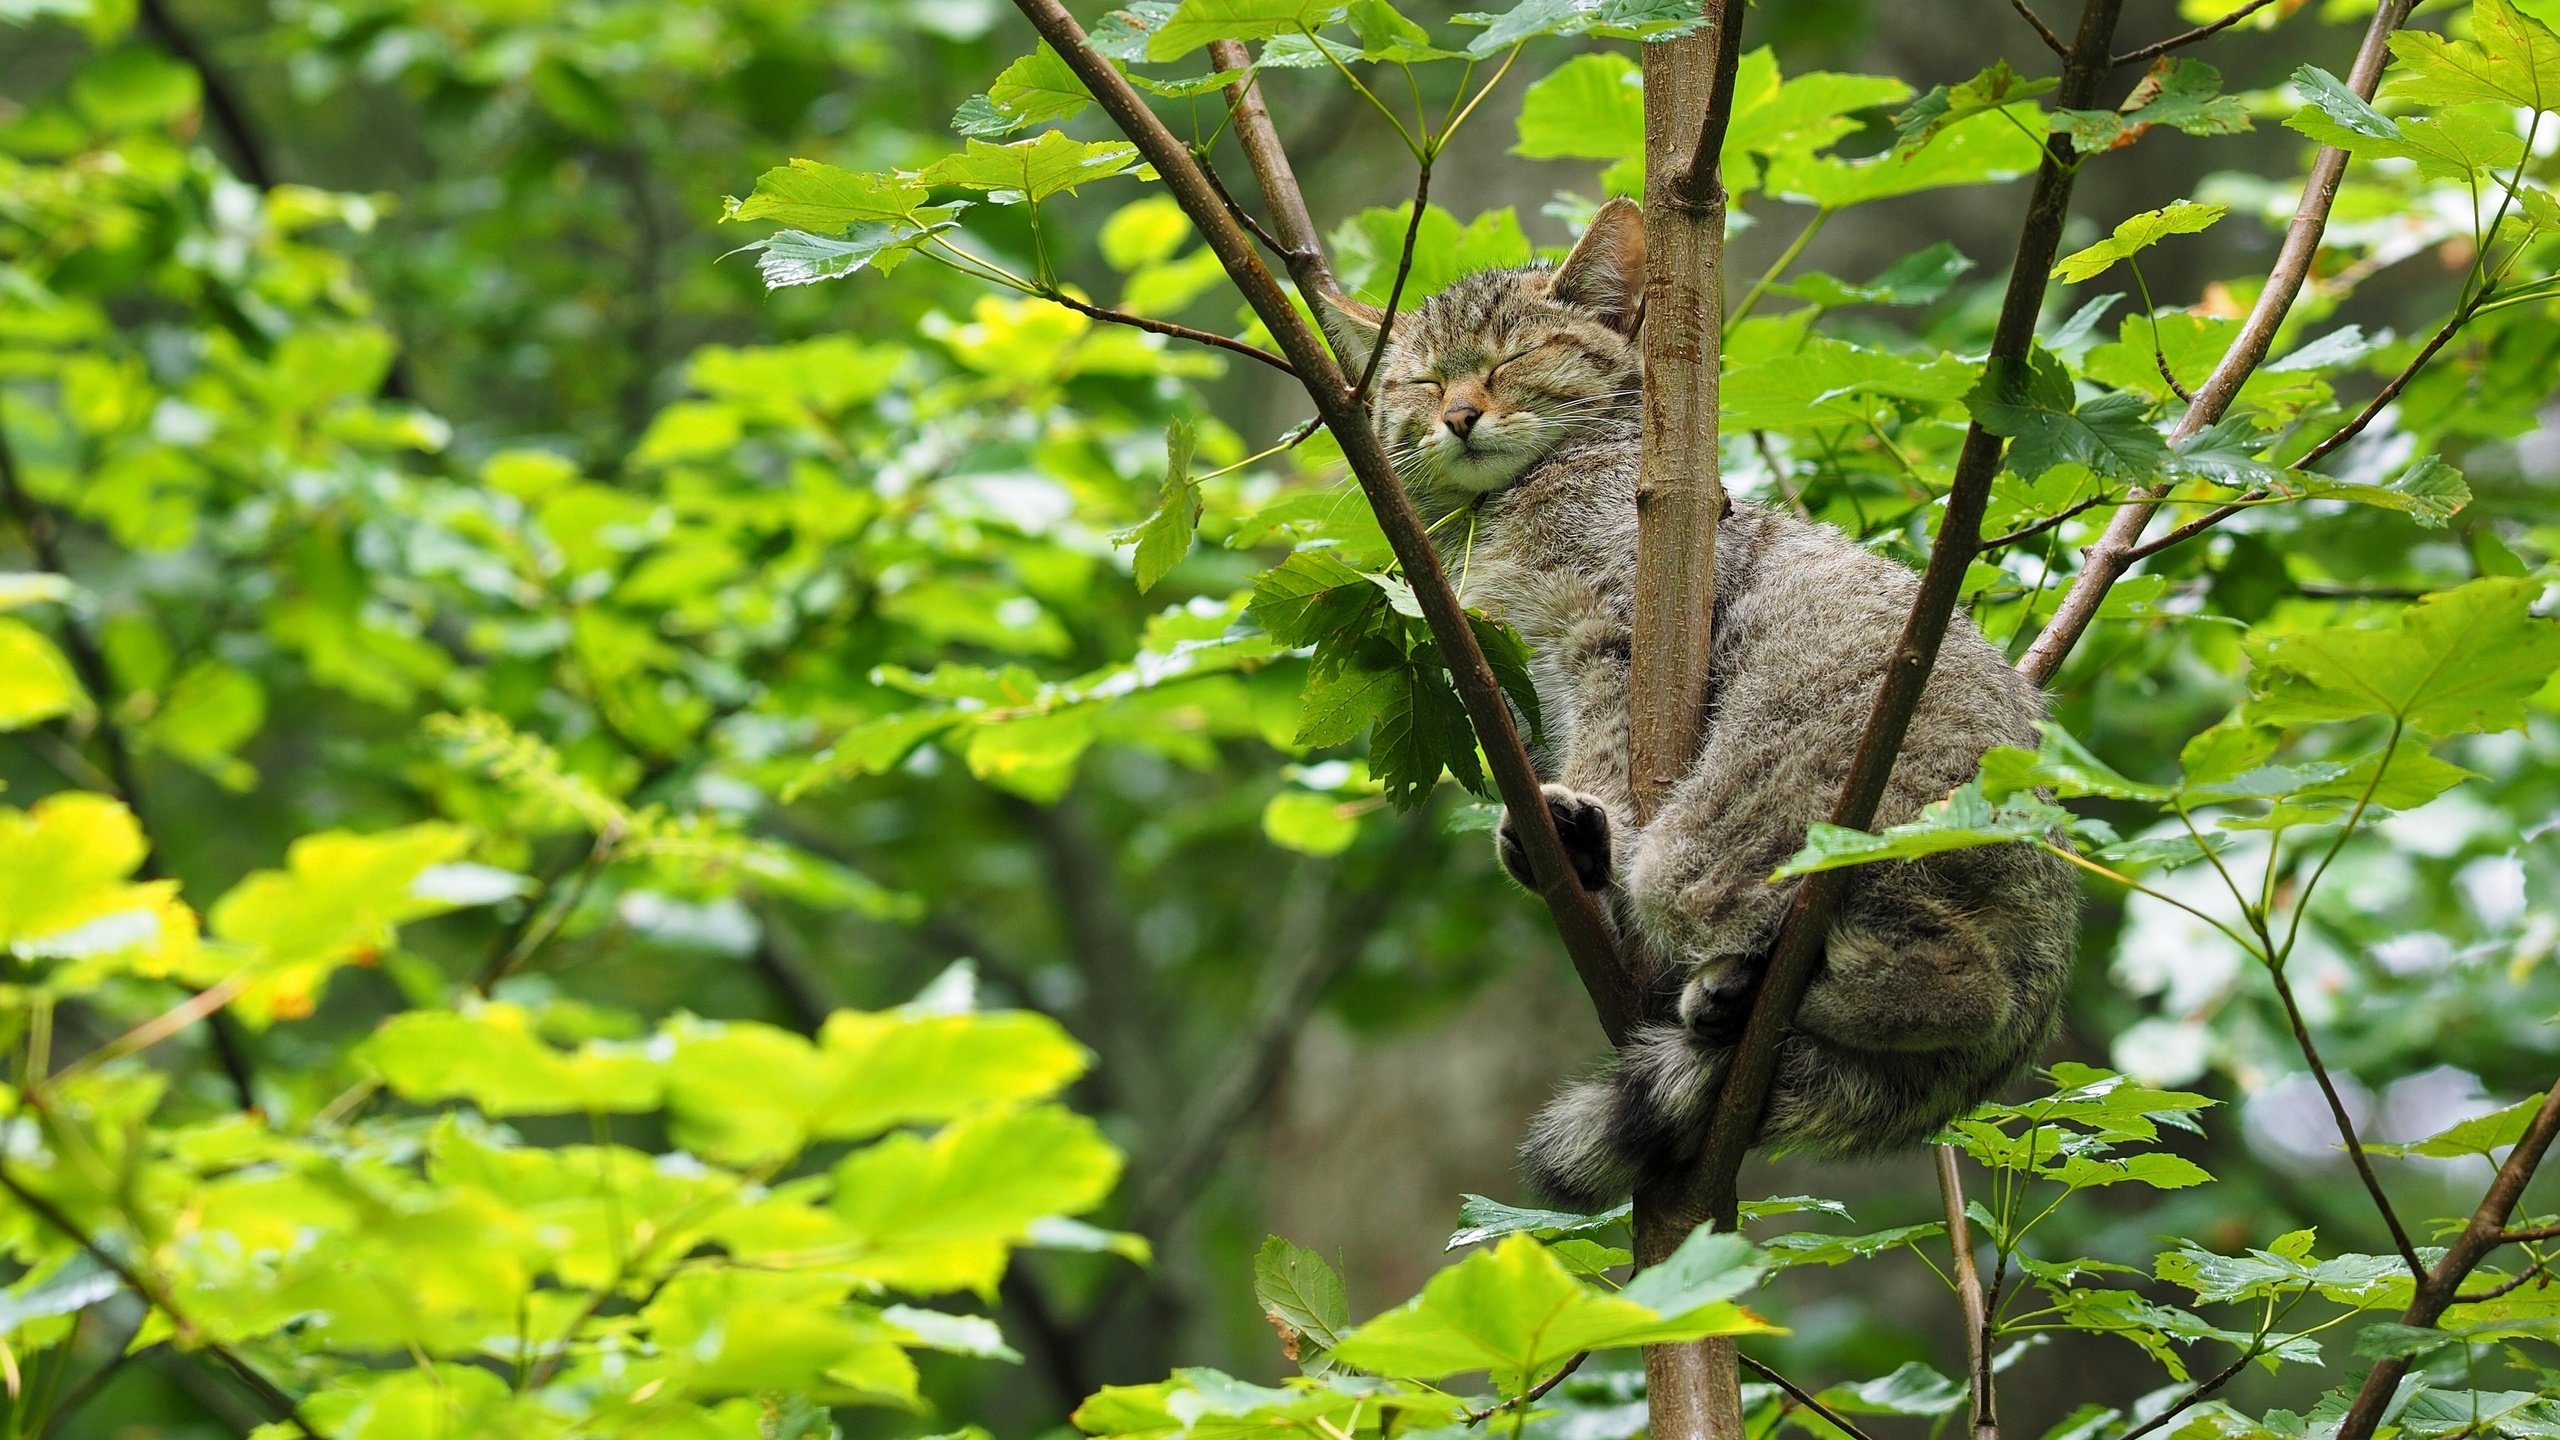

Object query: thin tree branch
[2501,1222,2560,1244]
[2452,1259,2550,1302]
[2120,500,2247,563]
[1018,0,1634,1043]
[2007,0,2071,58]
[1979,495,2111,551]
[1209,41,1344,309]
[2117,1348,2263,1440]
[2295,301,2473,469]
[1464,1352,1588,1424]
[1042,287,1299,376]
[0,1156,323,1439]
[1737,1354,1886,1440]
[2265,966,2424,1276]
[1354,163,1434,402]
[2113,0,2283,66]
[1197,152,1291,258]
[1691,0,2128,1231]
[136,0,276,191]
[1939,1146,1998,1440]
[2020,0,2420,687]
[2337,1077,2560,1440]
[0,400,259,1111]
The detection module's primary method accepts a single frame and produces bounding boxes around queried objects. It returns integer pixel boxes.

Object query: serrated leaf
[2051,58,2249,153]
[2384,0,2560,113]
[1147,0,1351,60]
[972,44,1090,135]
[1893,59,2055,151]
[739,219,959,289]
[1254,1237,1351,1371]
[919,133,1145,204]
[2051,200,2225,283]
[1330,1233,1775,1386]
[2246,577,2560,736]
[1513,52,1644,163]
[1448,1194,1632,1250]
[1774,781,2071,879]
[1114,419,1200,592]
[1969,349,2170,482]
[1460,0,1712,58]
[1372,660,1481,808]
[722,159,931,231]
[2370,1095,2544,1158]
[1768,106,2044,207]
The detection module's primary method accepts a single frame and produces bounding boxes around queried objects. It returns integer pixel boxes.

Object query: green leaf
[918,133,1145,204]
[739,219,960,289]
[1774,781,2071,879]
[1819,1362,1966,1417]
[1893,60,2055,151]
[1372,659,1481,808]
[1329,1233,1775,1385]
[1262,789,1361,855]
[1294,663,1398,747]
[2385,0,2560,112]
[1331,203,1533,305]
[1147,0,1351,61]
[69,46,200,130]
[1722,50,1912,192]
[2290,456,2471,528]
[832,1104,1125,1294]
[2369,1095,2544,1158]
[1460,0,1712,58]
[2246,577,2560,736]
[1767,106,2045,207]
[2051,58,2249,153]
[962,45,1090,136]
[1471,613,1542,745]
[1115,419,1200,592]
[722,159,932,231]
[1251,550,1381,645]
[365,1004,663,1114]
[1780,242,1974,308]
[2050,200,2225,283]
[1720,336,1977,432]
[0,618,82,730]
[1255,1237,1351,1371]
[2290,63,2396,140]
[1969,349,2169,483]
[1514,53,1644,163]
[1762,1223,1947,1270]
[1447,1194,1631,1249]
[1617,1227,1766,1315]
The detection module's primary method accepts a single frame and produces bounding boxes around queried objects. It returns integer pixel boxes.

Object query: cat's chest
[1452,499,1633,653]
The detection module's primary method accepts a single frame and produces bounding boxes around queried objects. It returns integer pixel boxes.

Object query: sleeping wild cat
[1321,197,2078,1208]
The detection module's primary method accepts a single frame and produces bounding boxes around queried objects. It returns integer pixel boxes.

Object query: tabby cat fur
[1322,197,2078,1208]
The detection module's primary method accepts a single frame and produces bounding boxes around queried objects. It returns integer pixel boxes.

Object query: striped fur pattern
[1325,199,2079,1208]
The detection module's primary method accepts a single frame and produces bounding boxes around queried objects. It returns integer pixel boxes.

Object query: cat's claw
[1498,785,1612,892]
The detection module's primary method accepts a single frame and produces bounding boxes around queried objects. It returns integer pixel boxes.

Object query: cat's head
[1323,196,1645,499]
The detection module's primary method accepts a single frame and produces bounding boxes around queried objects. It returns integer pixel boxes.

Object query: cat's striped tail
[1517,1024,1722,1210]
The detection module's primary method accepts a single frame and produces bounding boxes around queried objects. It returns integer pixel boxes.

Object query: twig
[2007,0,2071,57]
[1354,163,1433,401]
[1691,0,2128,1231]
[1737,1354,1886,1440]
[1938,1147,1998,1440]
[2337,1076,2560,1440]
[2020,0,2420,687]
[0,400,260,1112]
[136,0,276,190]
[1464,1353,1589,1424]
[1041,287,1299,376]
[1019,0,1634,1043]
[2452,1260,2549,1303]
[2120,500,2248,563]
[2267,965,2425,1277]
[1197,152,1290,258]
[1209,41,1344,308]
[0,1157,324,1438]
[2117,1348,2261,1440]
[2501,1222,2560,1244]
[1979,495,2111,551]
[2295,301,2473,469]
[2114,0,2283,66]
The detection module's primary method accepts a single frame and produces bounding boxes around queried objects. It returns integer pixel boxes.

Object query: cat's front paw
[1498,785,1613,892]
[1677,959,1763,1044]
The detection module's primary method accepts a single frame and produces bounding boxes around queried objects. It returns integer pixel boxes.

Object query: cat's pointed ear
[1319,292,1386,373]
[1549,196,1646,335]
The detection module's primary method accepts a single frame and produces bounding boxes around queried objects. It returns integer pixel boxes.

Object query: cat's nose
[1441,404,1483,438]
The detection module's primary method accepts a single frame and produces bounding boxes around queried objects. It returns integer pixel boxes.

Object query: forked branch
[2019,0,2421,687]
[2335,1077,2560,1440]
[1013,0,1636,1042]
